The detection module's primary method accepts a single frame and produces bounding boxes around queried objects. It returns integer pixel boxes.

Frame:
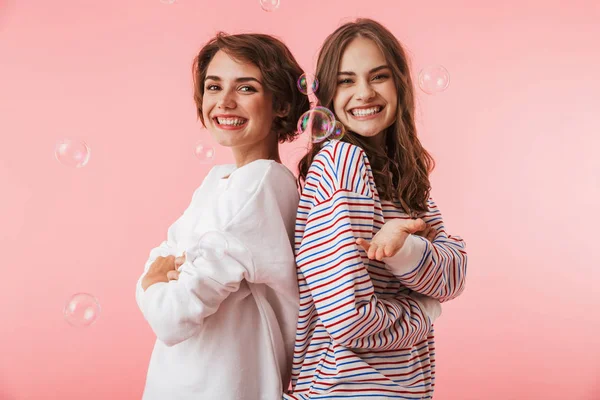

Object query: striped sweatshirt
[284,140,468,399]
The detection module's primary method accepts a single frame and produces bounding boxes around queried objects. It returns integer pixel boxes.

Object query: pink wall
[1,0,598,398]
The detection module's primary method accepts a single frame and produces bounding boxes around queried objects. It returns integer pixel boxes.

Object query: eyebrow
[204,75,263,85]
[337,65,390,76]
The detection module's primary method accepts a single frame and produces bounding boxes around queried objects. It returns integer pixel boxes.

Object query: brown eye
[373,74,389,81]
[239,85,257,93]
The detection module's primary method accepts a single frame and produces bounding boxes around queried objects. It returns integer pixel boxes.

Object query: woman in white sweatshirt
[135,32,310,400]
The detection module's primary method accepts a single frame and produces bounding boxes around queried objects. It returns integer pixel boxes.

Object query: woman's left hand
[142,256,177,290]
[415,224,437,242]
[141,253,185,290]
[356,218,426,261]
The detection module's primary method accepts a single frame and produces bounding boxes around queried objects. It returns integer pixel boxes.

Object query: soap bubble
[55,139,90,168]
[297,106,335,143]
[64,293,101,327]
[418,65,450,94]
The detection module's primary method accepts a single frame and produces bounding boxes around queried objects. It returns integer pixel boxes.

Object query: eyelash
[204,85,257,93]
[337,74,389,85]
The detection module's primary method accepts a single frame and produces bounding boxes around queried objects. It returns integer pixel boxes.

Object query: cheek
[245,95,268,114]
[249,102,269,123]
[387,97,398,117]
[332,93,346,116]
[384,85,398,106]
[201,98,211,117]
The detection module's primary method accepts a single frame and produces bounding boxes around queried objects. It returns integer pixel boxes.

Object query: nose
[356,79,376,102]
[216,90,236,110]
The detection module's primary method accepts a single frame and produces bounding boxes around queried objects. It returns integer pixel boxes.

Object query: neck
[365,130,387,148]
[231,134,281,168]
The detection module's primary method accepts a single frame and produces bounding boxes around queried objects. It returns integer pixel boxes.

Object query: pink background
[1,0,599,399]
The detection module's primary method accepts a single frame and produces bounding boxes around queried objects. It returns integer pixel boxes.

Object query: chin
[348,126,383,139]
[356,130,381,138]
[214,137,238,148]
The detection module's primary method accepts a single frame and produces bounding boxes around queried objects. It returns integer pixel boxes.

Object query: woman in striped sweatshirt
[284,18,468,399]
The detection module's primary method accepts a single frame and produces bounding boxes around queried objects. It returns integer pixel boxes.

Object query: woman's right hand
[356,218,426,261]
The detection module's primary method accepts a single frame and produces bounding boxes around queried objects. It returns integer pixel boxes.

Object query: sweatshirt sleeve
[134,172,218,318]
[219,162,299,297]
[384,197,468,303]
[137,231,254,346]
[296,142,434,350]
[136,162,294,347]
[135,213,186,321]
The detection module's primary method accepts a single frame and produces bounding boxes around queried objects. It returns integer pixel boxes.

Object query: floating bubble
[297,73,319,96]
[64,293,101,327]
[297,106,335,143]
[418,65,450,94]
[55,139,90,168]
[330,120,346,140]
[259,0,280,12]
[194,141,215,164]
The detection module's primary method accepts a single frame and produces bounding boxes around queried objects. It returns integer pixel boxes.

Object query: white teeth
[216,117,246,126]
[351,107,381,116]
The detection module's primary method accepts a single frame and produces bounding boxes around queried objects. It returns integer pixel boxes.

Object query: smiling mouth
[349,106,383,117]
[213,117,248,128]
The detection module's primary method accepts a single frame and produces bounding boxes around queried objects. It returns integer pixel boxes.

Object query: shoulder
[190,164,235,198]
[259,162,299,204]
[200,164,236,186]
[261,160,297,186]
[308,140,372,196]
[314,140,367,167]
[235,159,295,186]
[230,160,297,198]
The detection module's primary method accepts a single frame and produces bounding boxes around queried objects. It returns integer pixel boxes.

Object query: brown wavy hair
[298,19,435,215]
[192,32,309,143]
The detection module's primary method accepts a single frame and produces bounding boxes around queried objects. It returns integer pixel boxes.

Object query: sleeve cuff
[384,234,428,277]
[138,281,168,318]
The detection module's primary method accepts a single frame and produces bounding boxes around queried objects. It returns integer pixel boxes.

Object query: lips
[349,105,383,116]
[348,105,384,118]
[212,115,248,128]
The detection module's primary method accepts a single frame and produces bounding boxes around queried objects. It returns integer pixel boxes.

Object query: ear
[275,102,291,118]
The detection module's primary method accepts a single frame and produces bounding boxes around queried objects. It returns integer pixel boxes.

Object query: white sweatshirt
[135,160,300,400]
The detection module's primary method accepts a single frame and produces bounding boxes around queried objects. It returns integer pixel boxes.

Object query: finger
[423,227,431,238]
[410,218,427,232]
[367,243,378,260]
[356,238,371,253]
[375,246,385,261]
[383,244,395,258]
[166,270,180,281]
[175,256,185,268]
[427,228,437,242]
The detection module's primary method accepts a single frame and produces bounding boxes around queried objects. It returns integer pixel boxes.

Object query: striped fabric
[284,140,467,399]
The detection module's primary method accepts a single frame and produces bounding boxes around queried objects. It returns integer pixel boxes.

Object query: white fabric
[136,160,300,400]
[384,234,428,276]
